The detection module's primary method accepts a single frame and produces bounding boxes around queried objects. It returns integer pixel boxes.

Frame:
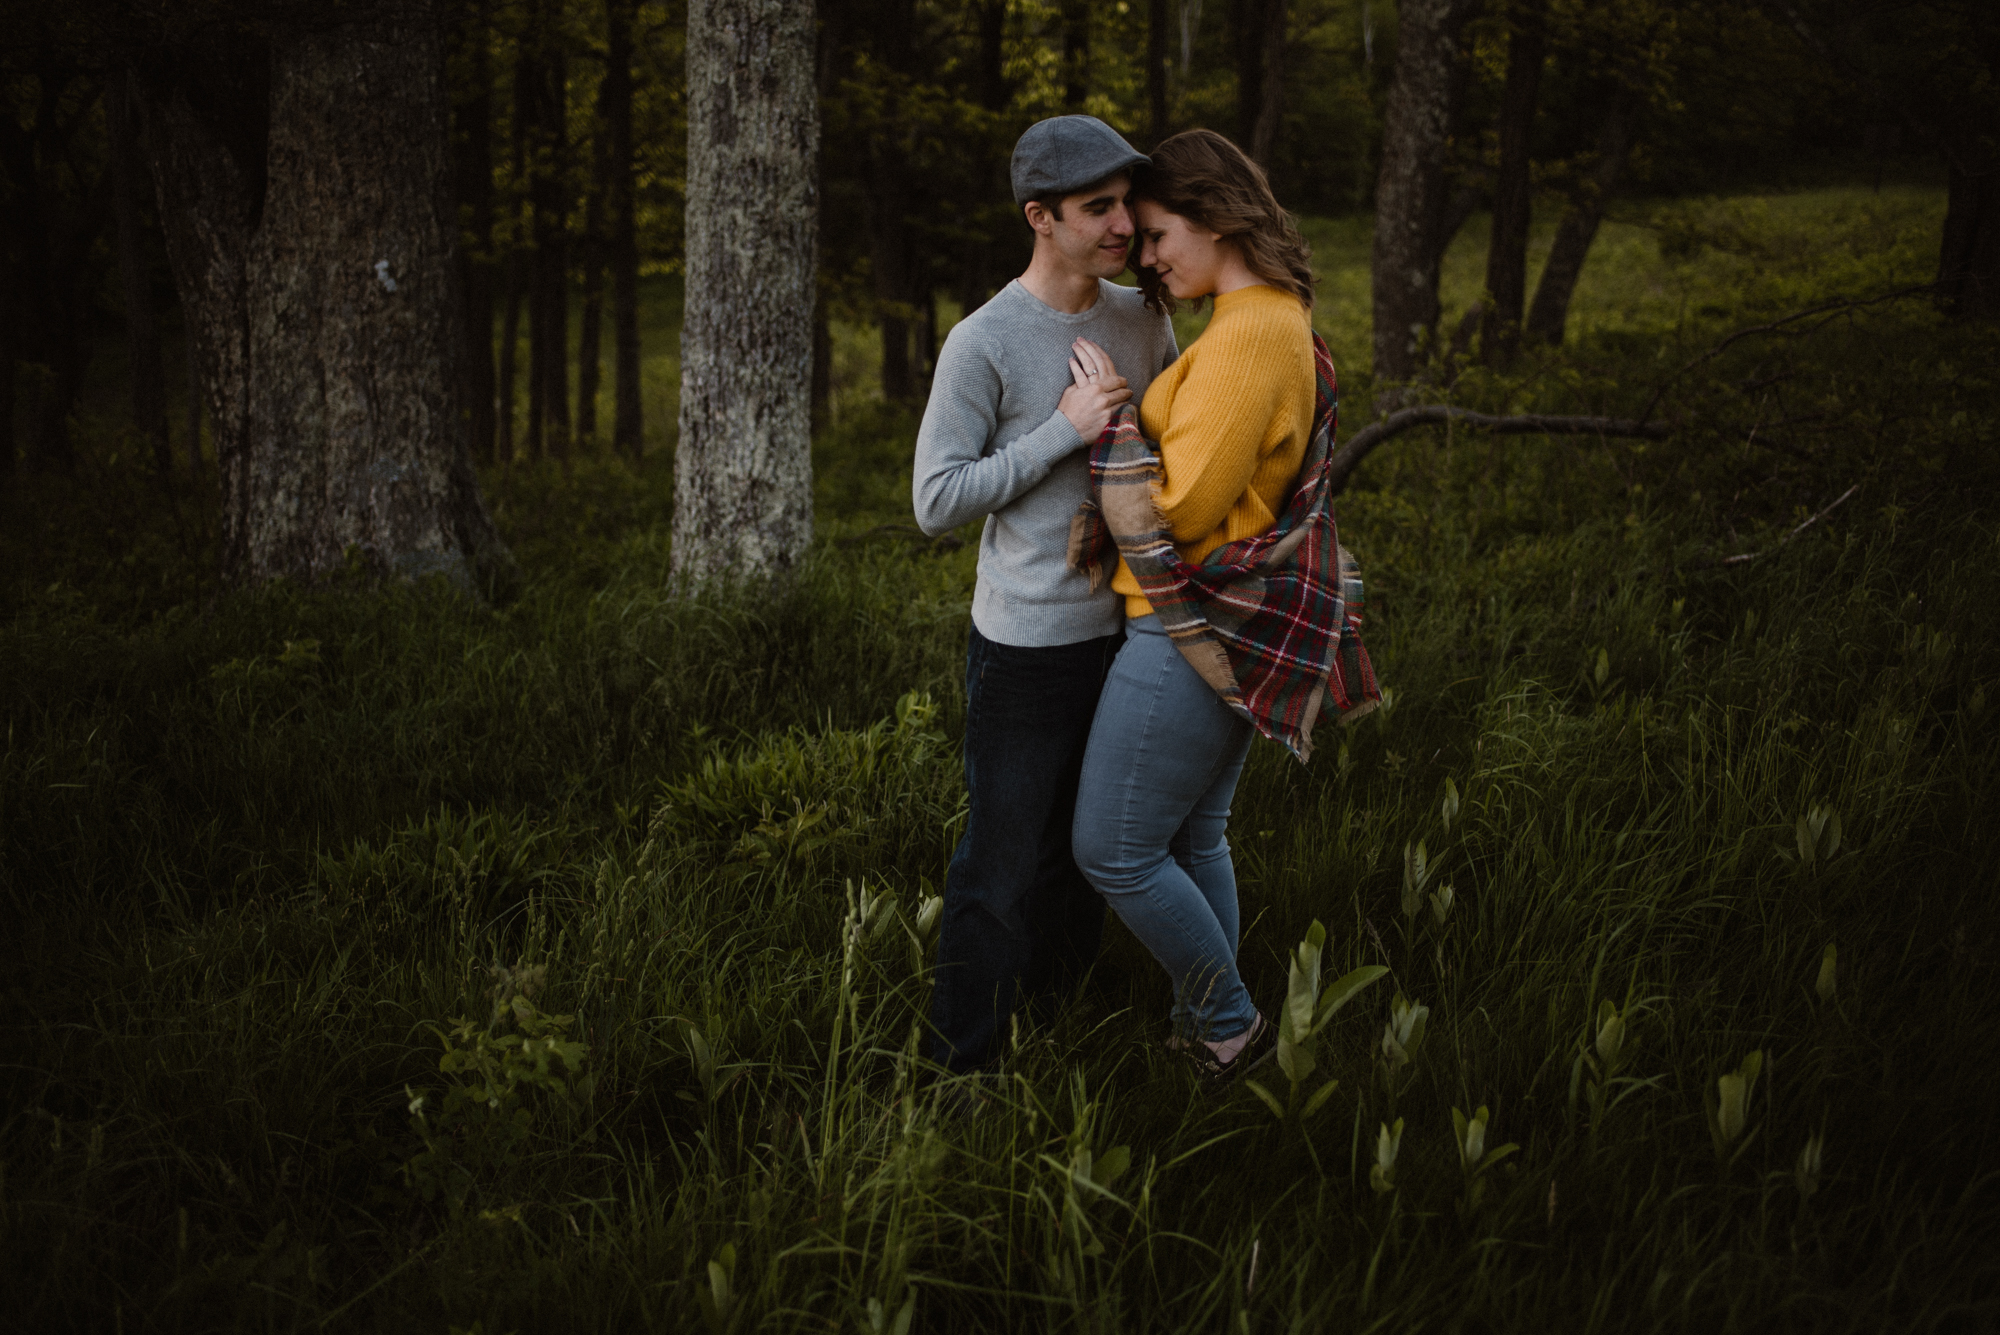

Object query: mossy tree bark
[672,0,818,581]
[136,15,510,591]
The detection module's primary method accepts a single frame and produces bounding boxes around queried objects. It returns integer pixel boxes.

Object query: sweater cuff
[1019,410,1084,467]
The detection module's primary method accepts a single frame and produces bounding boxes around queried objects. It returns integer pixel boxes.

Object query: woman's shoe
[1184,1012,1276,1090]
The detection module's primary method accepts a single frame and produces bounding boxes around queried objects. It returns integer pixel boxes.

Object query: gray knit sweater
[912,279,1178,647]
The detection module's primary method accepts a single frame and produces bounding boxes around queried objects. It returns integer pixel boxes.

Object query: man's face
[1028,174,1136,279]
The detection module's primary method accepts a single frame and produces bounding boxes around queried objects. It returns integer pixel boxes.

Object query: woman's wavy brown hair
[1130,128,1315,316]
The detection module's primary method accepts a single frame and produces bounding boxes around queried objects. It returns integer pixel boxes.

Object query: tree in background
[4,0,1988,538]
[1235,0,1286,165]
[133,9,510,589]
[1476,0,1543,366]
[106,71,173,480]
[603,0,646,459]
[0,23,110,482]
[519,0,573,461]
[454,0,668,466]
[450,0,501,466]
[1371,0,1479,388]
[1784,0,2000,319]
[672,0,818,579]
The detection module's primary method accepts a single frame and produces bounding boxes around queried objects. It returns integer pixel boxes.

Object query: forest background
[4,0,2000,1331]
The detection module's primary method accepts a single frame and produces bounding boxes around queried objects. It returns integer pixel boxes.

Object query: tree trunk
[1937,164,2000,320]
[451,0,499,466]
[1524,95,1631,347]
[496,66,528,464]
[135,17,510,590]
[1235,0,1285,166]
[914,288,936,392]
[575,121,609,450]
[0,299,13,487]
[1062,0,1091,110]
[674,0,818,580]
[108,71,173,480]
[604,0,644,459]
[1479,0,1544,367]
[184,329,201,470]
[496,248,525,461]
[1253,0,1284,167]
[1148,0,1171,144]
[1234,0,1261,151]
[961,0,1012,314]
[0,85,103,477]
[520,5,570,462]
[869,131,915,403]
[1371,0,1479,388]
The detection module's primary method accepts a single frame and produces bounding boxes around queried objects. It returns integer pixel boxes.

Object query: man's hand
[1057,337,1131,444]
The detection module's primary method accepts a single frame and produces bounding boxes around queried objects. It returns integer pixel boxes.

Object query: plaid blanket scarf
[1065,333,1380,762]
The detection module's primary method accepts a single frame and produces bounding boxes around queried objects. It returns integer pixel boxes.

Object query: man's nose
[1109,210,1135,237]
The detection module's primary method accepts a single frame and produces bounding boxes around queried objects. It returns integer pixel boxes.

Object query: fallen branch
[1327,407,1669,496]
[1637,284,1937,425]
[1331,285,1937,497]
[1715,484,1860,567]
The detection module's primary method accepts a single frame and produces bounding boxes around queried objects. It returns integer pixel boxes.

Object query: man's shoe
[1183,1013,1276,1091]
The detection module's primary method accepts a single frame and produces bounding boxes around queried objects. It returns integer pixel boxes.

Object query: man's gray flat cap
[1010,115,1148,206]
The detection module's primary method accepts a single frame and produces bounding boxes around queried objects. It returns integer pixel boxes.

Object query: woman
[1067,128,1321,1084]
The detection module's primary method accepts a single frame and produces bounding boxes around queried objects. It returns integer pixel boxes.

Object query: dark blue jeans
[928,623,1122,1074]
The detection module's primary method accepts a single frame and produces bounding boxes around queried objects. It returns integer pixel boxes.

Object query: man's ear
[1023,201,1053,236]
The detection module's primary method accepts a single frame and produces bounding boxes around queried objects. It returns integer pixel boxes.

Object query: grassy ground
[4,184,1999,1333]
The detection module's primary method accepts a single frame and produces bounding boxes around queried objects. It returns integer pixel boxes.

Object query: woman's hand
[1057,337,1131,444]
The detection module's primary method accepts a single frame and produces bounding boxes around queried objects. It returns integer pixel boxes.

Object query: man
[913,116,1179,1075]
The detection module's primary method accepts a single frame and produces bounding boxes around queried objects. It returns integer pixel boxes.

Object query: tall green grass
[3,187,1997,1332]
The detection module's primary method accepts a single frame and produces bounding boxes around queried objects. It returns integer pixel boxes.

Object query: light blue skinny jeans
[1073,615,1258,1042]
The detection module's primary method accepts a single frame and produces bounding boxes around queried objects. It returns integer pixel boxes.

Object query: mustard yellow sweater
[1113,283,1317,620]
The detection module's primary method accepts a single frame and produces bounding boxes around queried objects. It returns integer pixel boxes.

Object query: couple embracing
[913,115,1377,1091]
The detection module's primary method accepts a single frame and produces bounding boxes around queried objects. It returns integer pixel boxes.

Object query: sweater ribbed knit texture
[1112,284,1317,620]
[913,279,1178,647]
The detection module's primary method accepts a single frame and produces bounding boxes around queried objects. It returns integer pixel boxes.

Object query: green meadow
[4,185,1998,1332]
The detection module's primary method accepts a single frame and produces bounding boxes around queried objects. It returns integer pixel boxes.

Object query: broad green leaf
[1816,942,1837,1002]
[1284,921,1327,1039]
[1243,1079,1286,1121]
[1276,1034,1314,1086]
[1313,965,1390,1028]
[1091,1143,1131,1189]
[1302,1078,1341,1118]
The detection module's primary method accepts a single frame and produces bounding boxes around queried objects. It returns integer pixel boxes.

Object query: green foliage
[404,964,593,1213]
[1707,1050,1767,1168]
[1244,920,1388,1127]
[1450,1104,1520,1218]
[655,691,958,886]
[4,189,2000,1331]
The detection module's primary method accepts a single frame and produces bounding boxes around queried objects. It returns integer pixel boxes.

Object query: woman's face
[1134,199,1227,300]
